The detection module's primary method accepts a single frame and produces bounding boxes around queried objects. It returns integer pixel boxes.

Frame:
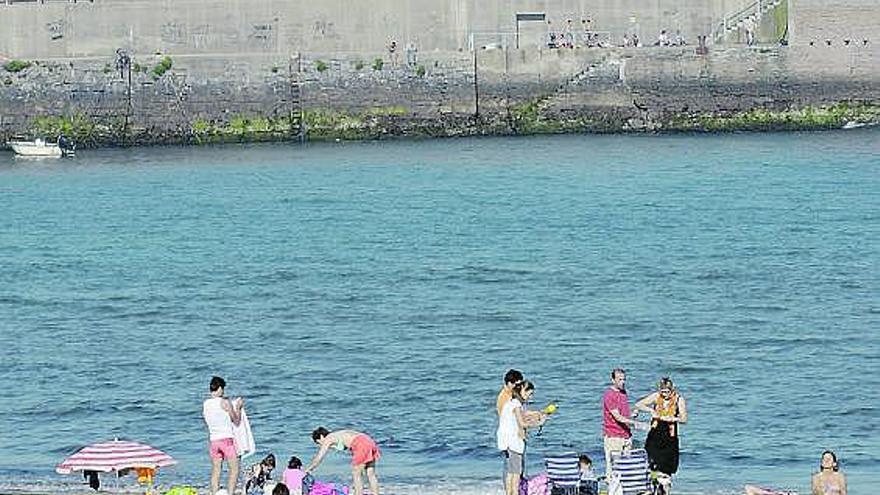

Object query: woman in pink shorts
[304,427,381,495]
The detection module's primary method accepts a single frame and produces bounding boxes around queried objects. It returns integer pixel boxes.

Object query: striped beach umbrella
[56,439,176,474]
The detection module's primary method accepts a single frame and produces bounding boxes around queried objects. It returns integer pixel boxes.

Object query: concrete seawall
[0,0,878,146]
[1,43,877,147]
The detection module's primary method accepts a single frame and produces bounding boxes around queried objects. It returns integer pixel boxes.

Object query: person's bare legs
[505,472,520,495]
[365,463,379,495]
[226,455,240,495]
[351,464,365,495]
[210,457,223,494]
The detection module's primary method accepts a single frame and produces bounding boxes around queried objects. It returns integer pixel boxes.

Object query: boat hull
[8,141,66,157]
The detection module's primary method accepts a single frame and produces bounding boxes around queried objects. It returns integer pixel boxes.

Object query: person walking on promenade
[497,381,546,495]
[602,368,637,478]
[203,376,244,495]
[634,377,688,477]
[304,428,381,495]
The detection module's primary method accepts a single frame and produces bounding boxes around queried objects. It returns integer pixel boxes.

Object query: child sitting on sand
[282,456,307,495]
[245,454,277,495]
[578,454,598,495]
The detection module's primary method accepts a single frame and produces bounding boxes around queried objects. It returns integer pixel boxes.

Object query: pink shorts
[209,438,237,460]
[350,434,381,466]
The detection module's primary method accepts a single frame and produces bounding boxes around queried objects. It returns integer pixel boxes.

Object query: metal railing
[3,0,92,5]
[712,0,782,43]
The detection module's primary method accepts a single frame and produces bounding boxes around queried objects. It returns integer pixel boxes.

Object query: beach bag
[308,480,349,495]
[520,473,549,495]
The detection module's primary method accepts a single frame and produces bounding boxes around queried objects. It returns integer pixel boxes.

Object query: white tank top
[496,398,525,454]
[203,397,234,441]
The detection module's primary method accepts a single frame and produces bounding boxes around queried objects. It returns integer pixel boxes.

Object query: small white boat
[7,137,75,157]
[841,121,866,130]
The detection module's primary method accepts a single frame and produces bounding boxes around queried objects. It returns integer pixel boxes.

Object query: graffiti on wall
[249,22,275,45]
[160,21,187,45]
[312,19,339,40]
[46,19,64,41]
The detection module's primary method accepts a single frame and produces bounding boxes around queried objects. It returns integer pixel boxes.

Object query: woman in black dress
[634,377,688,476]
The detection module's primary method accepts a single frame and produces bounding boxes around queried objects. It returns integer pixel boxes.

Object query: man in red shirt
[602,368,637,478]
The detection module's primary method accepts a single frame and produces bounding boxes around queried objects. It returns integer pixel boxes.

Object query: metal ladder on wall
[288,53,304,142]
[712,0,784,44]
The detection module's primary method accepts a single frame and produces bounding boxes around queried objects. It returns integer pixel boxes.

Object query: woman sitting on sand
[744,450,847,495]
[304,427,381,495]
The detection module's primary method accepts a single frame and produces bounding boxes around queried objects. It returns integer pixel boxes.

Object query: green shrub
[271,65,280,74]
[152,56,173,78]
[372,57,384,71]
[353,59,365,70]
[4,60,32,73]
[415,64,426,77]
[133,62,145,73]
[315,60,328,72]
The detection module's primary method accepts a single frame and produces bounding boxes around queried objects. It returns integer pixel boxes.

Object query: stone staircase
[712,0,784,44]
[536,55,611,112]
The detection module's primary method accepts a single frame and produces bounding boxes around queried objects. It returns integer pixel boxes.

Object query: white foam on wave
[0,478,744,495]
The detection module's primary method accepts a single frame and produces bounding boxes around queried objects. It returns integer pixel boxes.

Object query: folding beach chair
[545,452,580,495]
[609,449,652,495]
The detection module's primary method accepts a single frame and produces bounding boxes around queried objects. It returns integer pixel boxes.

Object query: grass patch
[415,64,426,77]
[371,57,384,71]
[315,60,328,72]
[366,106,408,117]
[4,60,32,73]
[352,59,365,71]
[30,114,98,144]
[152,56,173,79]
[672,102,879,131]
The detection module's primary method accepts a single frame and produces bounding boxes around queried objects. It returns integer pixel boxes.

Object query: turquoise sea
[0,131,878,494]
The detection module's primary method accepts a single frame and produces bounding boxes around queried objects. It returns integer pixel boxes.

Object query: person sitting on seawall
[304,427,381,495]
[634,377,688,480]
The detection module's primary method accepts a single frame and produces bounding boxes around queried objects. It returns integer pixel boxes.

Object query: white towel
[233,401,256,459]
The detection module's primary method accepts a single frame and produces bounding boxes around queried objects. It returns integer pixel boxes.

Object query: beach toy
[136,467,155,484]
[542,403,558,415]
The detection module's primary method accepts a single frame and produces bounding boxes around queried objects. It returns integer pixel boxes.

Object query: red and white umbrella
[56,439,176,474]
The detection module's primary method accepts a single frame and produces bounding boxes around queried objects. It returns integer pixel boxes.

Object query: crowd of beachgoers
[195,370,849,495]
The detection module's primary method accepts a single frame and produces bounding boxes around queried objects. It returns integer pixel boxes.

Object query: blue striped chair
[610,449,652,495]
[544,452,581,495]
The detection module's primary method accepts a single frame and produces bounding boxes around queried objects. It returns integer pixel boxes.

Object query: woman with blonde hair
[634,377,688,476]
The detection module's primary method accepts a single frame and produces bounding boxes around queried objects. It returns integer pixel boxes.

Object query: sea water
[0,131,877,494]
